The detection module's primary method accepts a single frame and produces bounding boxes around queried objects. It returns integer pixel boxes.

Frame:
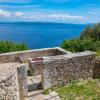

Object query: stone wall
[0,47,67,64]
[43,51,96,89]
[0,63,20,100]
[0,47,70,100]
[0,47,97,99]
[0,63,28,100]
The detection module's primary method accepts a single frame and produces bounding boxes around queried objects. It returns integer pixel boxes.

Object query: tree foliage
[80,23,100,40]
[0,41,28,53]
[80,26,92,39]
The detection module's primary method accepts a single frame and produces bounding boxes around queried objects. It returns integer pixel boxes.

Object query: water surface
[0,22,86,49]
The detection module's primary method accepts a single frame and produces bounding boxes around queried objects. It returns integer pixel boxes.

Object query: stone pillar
[42,57,53,90]
[17,64,28,100]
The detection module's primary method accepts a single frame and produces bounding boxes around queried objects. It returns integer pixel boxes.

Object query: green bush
[0,41,28,53]
[61,38,97,52]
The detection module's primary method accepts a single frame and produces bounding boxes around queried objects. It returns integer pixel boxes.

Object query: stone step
[28,82,42,91]
[28,75,42,91]
[28,90,44,97]
[26,91,61,100]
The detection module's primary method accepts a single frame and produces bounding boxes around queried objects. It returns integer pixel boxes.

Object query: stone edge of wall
[0,47,68,56]
[0,47,70,64]
[43,51,96,62]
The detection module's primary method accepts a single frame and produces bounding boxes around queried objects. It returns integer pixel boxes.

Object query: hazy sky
[0,0,100,23]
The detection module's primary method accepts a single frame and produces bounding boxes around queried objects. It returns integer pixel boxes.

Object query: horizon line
[0,21,97,25]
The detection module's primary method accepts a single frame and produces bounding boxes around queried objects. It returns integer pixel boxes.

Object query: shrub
[61,38,96,52]
[0,41,28,53]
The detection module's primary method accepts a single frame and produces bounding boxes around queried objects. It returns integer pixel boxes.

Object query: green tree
[91,23,100,40]
[80,26,92,39]
[80,23,100,40]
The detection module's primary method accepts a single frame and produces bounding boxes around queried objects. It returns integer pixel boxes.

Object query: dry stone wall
[0,63,20,100]
[43,51,96,89]
[0,47,97,99]
[0,63,28,100]
[0,47,69,100]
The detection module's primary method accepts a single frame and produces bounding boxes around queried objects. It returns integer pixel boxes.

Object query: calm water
[0,22,86,49]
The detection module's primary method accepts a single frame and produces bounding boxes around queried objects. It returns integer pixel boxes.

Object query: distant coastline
[0,21,94,25]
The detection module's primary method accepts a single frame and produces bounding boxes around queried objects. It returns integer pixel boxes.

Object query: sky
[0,0,100,23]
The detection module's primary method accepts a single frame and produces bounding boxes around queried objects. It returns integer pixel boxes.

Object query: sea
[0,22,87,49]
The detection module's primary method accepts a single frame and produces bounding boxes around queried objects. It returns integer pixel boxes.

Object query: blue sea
[0,22,87,49]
